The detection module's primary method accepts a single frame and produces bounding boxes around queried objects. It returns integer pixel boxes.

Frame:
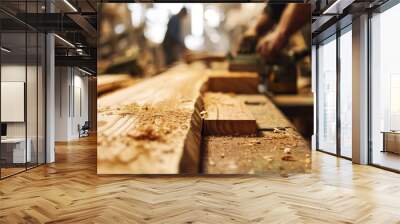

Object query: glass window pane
[38,33,45,165]
[340,28,352,158]
[1,31,27,177]
[317,36,337,154]
[27,31,38,169]
[1,0,46,179]
[371,4,400,171]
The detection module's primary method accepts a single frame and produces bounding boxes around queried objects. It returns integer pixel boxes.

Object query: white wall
[54,67,89,141]
[1,65,31,138]
[55,66,69,141]
[1,63,46,164]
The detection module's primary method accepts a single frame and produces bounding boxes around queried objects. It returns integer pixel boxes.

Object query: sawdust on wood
[97,103,193,173]
[202,128,310,175]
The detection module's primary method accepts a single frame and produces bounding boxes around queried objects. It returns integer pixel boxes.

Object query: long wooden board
[207,70,259,94]
[97,74,135,95]
[203,93,258,136]
[97,64,208,174]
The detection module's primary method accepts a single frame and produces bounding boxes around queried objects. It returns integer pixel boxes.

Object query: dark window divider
[315,17,354,161]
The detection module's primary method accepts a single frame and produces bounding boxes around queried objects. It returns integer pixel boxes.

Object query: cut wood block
[97,64,208,174]
[234,95,293,130]
[202,93,310,174]
[203,93,258,136]
[207,70,259,94]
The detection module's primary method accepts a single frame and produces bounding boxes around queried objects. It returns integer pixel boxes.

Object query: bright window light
[114,24,126,34]
[128,4,143,27]
[208,30,221,43]
[204,7,220,28]
[154,3,183,15]
[190,4,204,37]
[184,35,204,51]
[145,7,168,23]
[145,25,167,44]
[144,7,169,44]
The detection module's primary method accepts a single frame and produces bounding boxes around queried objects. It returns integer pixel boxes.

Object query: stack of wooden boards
[97,64,310,174]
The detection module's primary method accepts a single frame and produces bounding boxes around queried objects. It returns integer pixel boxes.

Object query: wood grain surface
[207,70,259,94]
[97,74,134,95]
[234,95,293,130]
[97,64,208,174]
[203,92,258,135]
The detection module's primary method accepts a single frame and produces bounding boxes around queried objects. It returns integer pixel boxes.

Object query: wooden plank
[97,74,135,95]
[207,70,259,94]
[185,52,226,64]
[271,94,314,107]
[203,94,310,175]
[97,64,208,174]
[203,93,258,136]
[234,95,293,130]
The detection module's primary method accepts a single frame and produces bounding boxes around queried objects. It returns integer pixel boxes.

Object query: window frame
[0,0,48,180]
[367,0,400,173]
[315,20,353,160]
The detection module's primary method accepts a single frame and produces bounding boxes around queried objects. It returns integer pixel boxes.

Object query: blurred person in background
[239,3,310,59]
[242,3,312,139]
[256,4,310,58]
[162,7,188,66]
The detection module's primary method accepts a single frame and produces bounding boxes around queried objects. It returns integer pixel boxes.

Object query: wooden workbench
[97,64,310,174]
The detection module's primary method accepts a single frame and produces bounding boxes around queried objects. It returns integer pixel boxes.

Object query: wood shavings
[200,110,208,118]
[263,156,273,162]
[280,173,289,178]
[283,148,291,154]
[127,125,163,141]
[281,155,296,161]
[227,161,238,170]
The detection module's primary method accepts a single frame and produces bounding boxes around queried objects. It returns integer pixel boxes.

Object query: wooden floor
[372,150,400,171]
[1,136,400,223]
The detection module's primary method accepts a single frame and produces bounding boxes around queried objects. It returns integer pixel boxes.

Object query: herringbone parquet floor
[1,136,400,224]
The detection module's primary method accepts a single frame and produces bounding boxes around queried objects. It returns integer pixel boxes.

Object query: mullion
[0,22,2,179]
[367,11,373,166]
[336,27,341,157]
[316,44,319,151]
[36,0,39,168]
[25,0,28,171]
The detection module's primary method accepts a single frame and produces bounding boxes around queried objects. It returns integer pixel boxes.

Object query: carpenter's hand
[238,35,258,54]
[256,29,288,59]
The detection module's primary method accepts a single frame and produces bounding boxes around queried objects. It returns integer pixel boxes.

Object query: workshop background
[97,3,312,175]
